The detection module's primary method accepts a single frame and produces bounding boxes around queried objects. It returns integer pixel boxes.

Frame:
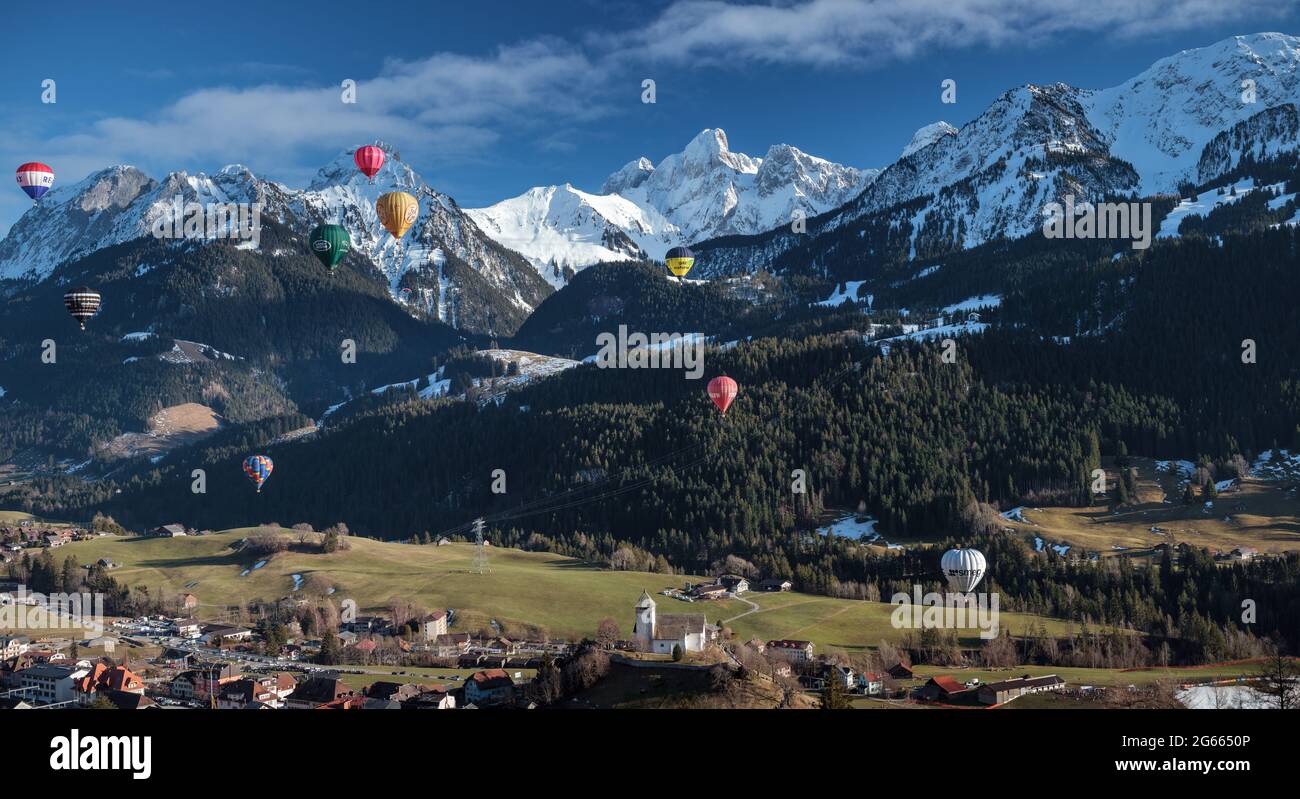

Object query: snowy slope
[467,128,876,281]
[0,143,550,335]
[466,184,679,287]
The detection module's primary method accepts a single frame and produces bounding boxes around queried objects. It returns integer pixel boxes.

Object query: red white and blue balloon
[16,162,54,202]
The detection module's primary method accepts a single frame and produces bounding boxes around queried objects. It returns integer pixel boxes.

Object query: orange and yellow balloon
[376,192,419,239]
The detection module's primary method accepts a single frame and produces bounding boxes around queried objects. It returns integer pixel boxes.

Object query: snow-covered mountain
[698,32,1300,276]
[466,183,679,288]
[467,128,876,282]
[0,144,550,335]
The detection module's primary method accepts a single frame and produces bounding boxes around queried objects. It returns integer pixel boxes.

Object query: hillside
[54,529,1075,648]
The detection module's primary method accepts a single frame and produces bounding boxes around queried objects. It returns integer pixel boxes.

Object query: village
[2,559,1075,710]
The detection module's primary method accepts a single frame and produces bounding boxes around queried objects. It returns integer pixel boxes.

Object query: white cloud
[606,0,1300,67]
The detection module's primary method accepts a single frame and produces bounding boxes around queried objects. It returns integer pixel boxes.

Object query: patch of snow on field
[1001,506,1032,523]
[292,574,303,592]
[120,331,156,342]
[816,514,880,541]
[1156,460,1196,481]
[1253,449,1300,480]
[1177,685,1279,709]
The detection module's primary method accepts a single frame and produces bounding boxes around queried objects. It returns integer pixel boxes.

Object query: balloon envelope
[707,376,738,414]
[941,547,987,593]
[243,455,273,492]
[665,245,695,278]
[63,286,101,330]
[16,162,54,202]
[354,145,385,179]
[309,224,351,270]
[376,192,418,239]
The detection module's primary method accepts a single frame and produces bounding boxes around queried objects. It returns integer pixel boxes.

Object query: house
[404,686,456,710]
[200,624,252,644]
[318,695,368,710]
[96,558,119,570]
[16,663,89,704]
[830,664,855,689]
[757,578,793,592]
[919,675,970,702]
[633,591,709,654]
[0,634,30,659]
[286,676,354,709]
[464,669,516,707]
[977,674,1067,705]
[171,619,202,638]
[718,574,750,594]
[418,611,449,641]
[1230,547,1257,561]
[365,681,424,702]
[44,534,65,549]
[153,524,188,537]
[433,633,471,657]
[765,640,814,663]
[690,583,729,601]
[855,671,884,695]
[101,690,156,710]
[886,662,914,680]
[171,664,241,701]
[179,593,199,610]
[342,615,389,635]
[742,637,766,654]
[479,638,516,656]
[260,672,297,700]
[81,636,118,655]
[217,678,279,709]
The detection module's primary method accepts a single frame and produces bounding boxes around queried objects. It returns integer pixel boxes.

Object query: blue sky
[2,0,1298,232]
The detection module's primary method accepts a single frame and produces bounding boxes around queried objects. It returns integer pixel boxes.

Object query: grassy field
[51,529,1076,650]
[997,457,1300,557]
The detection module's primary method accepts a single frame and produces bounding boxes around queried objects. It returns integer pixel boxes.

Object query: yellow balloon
[376,192,419,239]
[665,257,695,277]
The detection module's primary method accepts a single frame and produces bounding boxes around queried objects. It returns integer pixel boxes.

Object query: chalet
[179,593,199,610]
[354,638,378,656]
[153,524,188,538]
[855,671,884,696]
[690,583,729,601]
[977,674,1067,705]
[342,615,389,635]
[743,637,766,654]
[1230,547,1258,561]
[0,634,30,659]
[765,639,814,663]
[718,574,750,594]
[464,668,515,707]
[171,664,241,701]
[830,664,855,689]
[286,676,354,709]
[479,638,516,656]
[260,672,297,700]
[96,558,119,570]
[318,695,368,710]
[919,675,969,702]
[217,678,279,709]
[757,578,793,592]
[44,534,65,549]
[886,662,914,680]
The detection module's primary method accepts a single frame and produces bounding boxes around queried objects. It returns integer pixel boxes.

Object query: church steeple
[633,589,656,651]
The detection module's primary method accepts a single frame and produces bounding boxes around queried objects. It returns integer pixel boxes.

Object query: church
[632,590,713,654]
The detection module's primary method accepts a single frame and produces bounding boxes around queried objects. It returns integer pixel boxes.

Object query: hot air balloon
[941,546,987,594]
[376,192,418,239]
[63,287,101,330]
[665,245,695,278]
[243,454,273,493]
[16,162,54,203]
[707,375,738,415]
[354,145,385,182]
[309,224,351,270]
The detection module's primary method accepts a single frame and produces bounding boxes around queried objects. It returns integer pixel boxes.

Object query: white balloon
[941,547,987,593]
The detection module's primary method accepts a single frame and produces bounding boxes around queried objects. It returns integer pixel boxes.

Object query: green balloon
[309,224,351,270]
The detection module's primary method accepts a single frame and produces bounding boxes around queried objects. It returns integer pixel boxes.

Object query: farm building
[977,675,1067,705]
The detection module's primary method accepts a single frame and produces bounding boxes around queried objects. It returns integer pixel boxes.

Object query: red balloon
[354,145,385,179]
[707,376,738,415]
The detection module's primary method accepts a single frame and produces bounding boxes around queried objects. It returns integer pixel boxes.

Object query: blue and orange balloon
[243,455,273,493]
[16,162,54,203]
